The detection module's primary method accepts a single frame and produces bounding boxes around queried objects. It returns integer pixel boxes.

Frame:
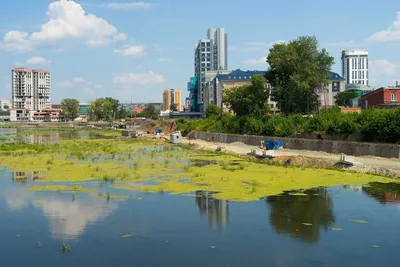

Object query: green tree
[205,104,220,118]
[137,104,159,120]
[334,91,358,107]
[60,98,80,121]
[117,105,131,119]
[170,103,178,111]
[89,97,119,123]
[223,74,270,117]
[265,36,334,115]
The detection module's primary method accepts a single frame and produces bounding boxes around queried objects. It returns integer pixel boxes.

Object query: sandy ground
[181,137,400,172]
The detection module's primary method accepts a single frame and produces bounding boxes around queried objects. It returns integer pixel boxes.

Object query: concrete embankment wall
[193,131,400,159]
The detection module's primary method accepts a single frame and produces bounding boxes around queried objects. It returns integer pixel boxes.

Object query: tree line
[60,97,159,122]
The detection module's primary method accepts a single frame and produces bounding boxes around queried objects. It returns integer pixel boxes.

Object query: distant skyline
[1,0,400,103]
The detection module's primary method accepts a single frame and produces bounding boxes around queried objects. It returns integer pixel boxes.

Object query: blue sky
[1,0,400,103]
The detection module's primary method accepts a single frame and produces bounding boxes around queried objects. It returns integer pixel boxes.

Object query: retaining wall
[193,131,400,159]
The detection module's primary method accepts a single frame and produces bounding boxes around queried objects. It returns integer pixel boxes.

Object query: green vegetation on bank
[0,129,398,201]
[177,106,400,143]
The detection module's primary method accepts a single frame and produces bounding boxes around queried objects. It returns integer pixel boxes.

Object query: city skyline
[1,0,400,103]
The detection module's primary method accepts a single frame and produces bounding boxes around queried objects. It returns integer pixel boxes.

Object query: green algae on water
[349,220,368,224]
[0,136,398,203]
[121,234,133,238]
[28,185,93,192]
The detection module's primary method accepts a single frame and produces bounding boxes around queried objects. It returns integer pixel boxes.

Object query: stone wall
[193,131,400,159]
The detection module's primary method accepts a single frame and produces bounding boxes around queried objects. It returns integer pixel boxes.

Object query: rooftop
[328,71,345,81]
[217,69,266,81]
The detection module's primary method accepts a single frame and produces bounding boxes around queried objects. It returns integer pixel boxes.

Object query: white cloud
[367,12,400,43]
[101,2,156,10]
[158,58,171,62]
[94,84,103,89]
[0,0,126,52]
[113,71,166,85]
[242,57,267,65]
[0,31,32,52]
[73,77,85,83]
[369,59,399,86]
[113,45,145,56]
[26,56,50,64]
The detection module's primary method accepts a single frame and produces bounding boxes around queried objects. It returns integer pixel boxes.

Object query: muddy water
[0,129,399,266]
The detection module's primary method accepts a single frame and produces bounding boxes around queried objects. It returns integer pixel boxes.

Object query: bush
[176,107,400,143]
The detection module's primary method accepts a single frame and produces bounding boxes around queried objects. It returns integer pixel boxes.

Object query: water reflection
[195,191,229,230]
[2,185,117,239]
[363,182,400,204]
[33,197,117,239]
[265,188,335,243]
[12,171,44,184]
[18,133,61,144]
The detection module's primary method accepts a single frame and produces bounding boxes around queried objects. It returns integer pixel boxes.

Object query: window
[392,93,397,102]
[332,82,340,92]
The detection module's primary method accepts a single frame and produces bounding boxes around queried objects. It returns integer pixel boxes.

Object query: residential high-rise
[341,50,368,86]
[162,89,182,111]
[12,67,51,110]
[193,28,228,113]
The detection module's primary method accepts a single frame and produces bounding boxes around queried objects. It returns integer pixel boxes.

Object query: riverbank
[177,136,400,179]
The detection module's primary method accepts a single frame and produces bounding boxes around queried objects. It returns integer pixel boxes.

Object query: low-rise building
[10,108,63,122]
[361,87,400,109]
[79,103,90,116]
[316,71,346,108]
[10,109,31,122]
[207,69,278,115]
[31,108,63,122]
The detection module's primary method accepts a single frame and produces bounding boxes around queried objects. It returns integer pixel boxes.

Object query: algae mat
[0,139,397,202]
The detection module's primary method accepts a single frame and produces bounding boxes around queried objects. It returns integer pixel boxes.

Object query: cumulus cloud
[0,0,126,52]
[113,45,145,56]
[369,59,399,86]
[367,12,400,43]
[242,57,267,65]
[113,71,166,85]
[101,2,156,10]
[26,56,51,64]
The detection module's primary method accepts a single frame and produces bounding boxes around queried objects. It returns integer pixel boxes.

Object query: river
[0,128,399,267]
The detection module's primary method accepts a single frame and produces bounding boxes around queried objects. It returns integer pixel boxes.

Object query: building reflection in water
[18,133,61,144]
[362,182,400,204]
[265,188,335,244]
[12,171,44,184]
[195,191,229,230]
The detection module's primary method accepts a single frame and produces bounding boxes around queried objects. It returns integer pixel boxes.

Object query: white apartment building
[194,28,228,113]
[341,50,369,86]
[12,68,51,110]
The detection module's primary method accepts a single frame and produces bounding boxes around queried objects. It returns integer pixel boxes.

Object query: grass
[61,241,71,253]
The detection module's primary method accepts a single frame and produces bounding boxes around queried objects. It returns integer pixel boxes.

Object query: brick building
[361,87,400,109]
